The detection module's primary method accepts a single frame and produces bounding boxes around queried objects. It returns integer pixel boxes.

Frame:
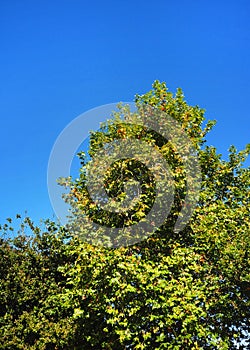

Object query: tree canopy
[1,81,249,349]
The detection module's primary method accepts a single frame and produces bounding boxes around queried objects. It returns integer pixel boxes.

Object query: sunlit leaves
[0,81,249,349]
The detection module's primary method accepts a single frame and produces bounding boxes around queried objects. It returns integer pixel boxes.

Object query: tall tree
[59,81,250,349]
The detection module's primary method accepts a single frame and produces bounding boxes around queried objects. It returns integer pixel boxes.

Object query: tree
[61,81,250,349]
[0,81,249,349]
[0,217,78,349]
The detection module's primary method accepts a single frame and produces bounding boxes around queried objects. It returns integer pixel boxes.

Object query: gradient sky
[0,0,249,228]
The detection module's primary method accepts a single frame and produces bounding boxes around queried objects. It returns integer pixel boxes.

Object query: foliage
[0,217,78,349]
[0,81,249,349]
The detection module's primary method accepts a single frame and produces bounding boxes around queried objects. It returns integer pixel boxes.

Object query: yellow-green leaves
[1,81,249,349]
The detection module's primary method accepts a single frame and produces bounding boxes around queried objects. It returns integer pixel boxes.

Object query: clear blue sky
[1,0,249,227]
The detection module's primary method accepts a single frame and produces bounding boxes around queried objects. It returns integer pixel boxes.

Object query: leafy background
[1,83,249,349]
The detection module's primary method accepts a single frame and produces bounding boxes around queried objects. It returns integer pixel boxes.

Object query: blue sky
[0,0,249,227]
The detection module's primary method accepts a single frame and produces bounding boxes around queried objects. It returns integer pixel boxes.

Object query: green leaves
[1,81,249,349]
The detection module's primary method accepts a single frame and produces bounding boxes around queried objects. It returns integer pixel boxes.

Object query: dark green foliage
[0,218,77,349]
